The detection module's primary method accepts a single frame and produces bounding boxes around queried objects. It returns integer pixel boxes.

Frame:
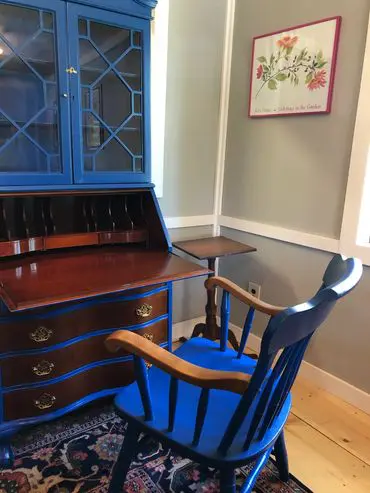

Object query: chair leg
[219,468,236,493]
[108,422,141,493]
[274,431,289,482]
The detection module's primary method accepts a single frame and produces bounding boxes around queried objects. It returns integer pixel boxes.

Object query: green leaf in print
[317,60,327,68]
[268,79,278,90]
[276,73,288,81]
[305,72,313,84]
[317,49,324,61]
[257,56,267,63]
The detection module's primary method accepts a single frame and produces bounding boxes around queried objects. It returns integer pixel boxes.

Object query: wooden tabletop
[0,247,210,312]
[173,236,256,260]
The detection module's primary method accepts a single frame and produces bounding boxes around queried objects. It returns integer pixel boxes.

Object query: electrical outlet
[248,281,261,299]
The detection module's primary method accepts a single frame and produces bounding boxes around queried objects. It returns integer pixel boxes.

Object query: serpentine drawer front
[3,361,137,421]
[1,319,168,388]
[0,287,168,353]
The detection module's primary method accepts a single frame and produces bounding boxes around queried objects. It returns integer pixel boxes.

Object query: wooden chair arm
[205,276,286,316]
[106,331,251,395]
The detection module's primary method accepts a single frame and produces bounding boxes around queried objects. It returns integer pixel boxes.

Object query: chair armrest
[205,276,286,316]
[106,331,251,395]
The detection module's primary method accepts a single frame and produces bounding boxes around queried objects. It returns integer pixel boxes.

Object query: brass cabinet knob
[135,304,153,318]
[145,361,153,369]
[32,360,55,377]
[66,66,78,74]
[34,393,56,410]
[29,326,53,343]
[143,333,154,342]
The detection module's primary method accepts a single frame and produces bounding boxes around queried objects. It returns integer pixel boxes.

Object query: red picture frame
[248,17,342,118]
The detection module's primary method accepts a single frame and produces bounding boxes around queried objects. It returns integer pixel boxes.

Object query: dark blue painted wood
[0,0,73,187]
[110,255,362,492]
[274,431,289,482]
[219,468,237,493]
[67,3,151,185]
[65,0,156,20]
[108,421,141,493]
[237,307,255,359]
[168,376,178,432]
[220,290,230,352]
[192,388,209,446]
[133,354,153,421]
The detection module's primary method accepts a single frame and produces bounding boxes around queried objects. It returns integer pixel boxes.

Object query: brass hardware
[66,66,78,74]
[62,93,69,98]
[34,393,56,410]
[143,333,154,342]
[32,360,55,377]
[135,304,153,318]
[29,326,53,343]
[145,361,152,370]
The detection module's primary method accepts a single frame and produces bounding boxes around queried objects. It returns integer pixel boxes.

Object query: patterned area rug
[1,403,313,492]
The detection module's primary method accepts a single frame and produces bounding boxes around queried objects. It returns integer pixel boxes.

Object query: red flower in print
[256,64,263,79]
[277,35,298,50]
[307,69,327,91]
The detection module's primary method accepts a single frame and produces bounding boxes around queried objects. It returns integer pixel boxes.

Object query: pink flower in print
[71,451,88,461]
[31,447,54,461]
[256,64,263,79]
[307,69,327,90]
[277,35,298,50]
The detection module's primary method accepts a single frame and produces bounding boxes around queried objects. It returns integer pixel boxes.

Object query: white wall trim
[164,215,215,230]
[339,13,370,266]
[151,0,169,198]
[220,215,340,254]
[172,317,370,414]
[212,0,236,237]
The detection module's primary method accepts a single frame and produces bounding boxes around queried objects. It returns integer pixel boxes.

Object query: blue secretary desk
[0,0,208,466]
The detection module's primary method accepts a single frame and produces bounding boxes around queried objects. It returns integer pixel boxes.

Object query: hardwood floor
[173,341,370,492]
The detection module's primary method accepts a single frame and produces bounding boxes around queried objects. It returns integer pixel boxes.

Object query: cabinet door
[0,0,72,187]
[67,4,151,184]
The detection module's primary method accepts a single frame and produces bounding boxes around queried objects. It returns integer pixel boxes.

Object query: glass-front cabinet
[0,0,150,187]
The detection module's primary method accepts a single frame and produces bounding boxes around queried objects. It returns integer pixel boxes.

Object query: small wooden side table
[173,236,257,350]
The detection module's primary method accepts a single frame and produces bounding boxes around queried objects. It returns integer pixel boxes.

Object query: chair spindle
[133,355,153,421]
[168,376,178,432]
[237,307,256,358]
[220,290,230,352]
[192,388,210,446]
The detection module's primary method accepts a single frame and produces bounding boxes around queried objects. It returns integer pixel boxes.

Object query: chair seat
[114,337,291,467]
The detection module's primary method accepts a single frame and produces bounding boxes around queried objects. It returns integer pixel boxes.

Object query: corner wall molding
[219,215,340,253]
[164,215,215,229]
[212,0,236,237]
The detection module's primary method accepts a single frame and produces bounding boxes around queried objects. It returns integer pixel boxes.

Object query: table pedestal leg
[189,258,239,351]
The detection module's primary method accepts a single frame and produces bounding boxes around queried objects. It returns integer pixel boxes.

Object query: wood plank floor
[173,341,370,492]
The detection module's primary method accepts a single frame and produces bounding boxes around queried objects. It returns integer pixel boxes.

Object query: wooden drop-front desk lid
[0,247,210,312]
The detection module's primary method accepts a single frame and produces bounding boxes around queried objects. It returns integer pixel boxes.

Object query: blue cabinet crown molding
[133,0,158,8]
[65,0,158,18]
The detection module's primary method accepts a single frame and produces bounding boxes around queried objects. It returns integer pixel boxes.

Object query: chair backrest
[217,254,362,454]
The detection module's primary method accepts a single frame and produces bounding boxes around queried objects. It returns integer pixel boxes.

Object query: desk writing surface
[0,247,209,312]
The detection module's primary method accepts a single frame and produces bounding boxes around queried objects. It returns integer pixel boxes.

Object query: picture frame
[248,17,341,117]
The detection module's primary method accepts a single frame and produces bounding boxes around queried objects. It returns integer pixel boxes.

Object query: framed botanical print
[249,17,341,117]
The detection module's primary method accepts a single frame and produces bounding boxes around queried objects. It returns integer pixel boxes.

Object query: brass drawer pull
[32,360,55,377]
[143,333,154,342]
[145,361,152,369]
[29,326,53,343]
[135,304,153,318]
[34,393,56,410]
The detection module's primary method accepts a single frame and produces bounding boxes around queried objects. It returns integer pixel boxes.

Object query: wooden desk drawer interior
[4,361,136,421]
[0,288,168,353]
[2,318,168,388]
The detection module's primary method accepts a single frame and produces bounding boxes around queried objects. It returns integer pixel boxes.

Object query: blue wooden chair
[106,254,362,492]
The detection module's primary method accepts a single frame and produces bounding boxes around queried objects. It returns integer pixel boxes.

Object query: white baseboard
[173,317,370,415]
[172,316,204,341]
[164,216,215,229]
